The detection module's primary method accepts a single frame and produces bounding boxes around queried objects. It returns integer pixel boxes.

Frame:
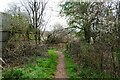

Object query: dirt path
[54,51,67,78]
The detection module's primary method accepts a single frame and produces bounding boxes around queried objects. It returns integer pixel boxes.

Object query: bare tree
[21,0,49,45]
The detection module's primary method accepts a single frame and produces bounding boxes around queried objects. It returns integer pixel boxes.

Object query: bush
[2,49,58,79]
[64,50,113,78]
[65,39,117,78]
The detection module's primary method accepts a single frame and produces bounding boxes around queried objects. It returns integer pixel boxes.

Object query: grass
[2,49,58,80]
[64,51,79,78]
[64,50,113,79]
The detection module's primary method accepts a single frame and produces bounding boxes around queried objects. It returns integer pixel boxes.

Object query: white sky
[0,0,67,31]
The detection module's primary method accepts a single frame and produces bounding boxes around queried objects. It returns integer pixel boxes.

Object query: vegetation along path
[54,51,67,78]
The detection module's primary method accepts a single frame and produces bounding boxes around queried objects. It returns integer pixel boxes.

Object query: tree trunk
[111,46,117,77]
[84,25,91,43]
[38,30,41,44]
[26,30,30,44]
[35,31,37,45]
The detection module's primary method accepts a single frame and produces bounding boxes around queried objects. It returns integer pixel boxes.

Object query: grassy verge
[2,49,58,80]
[64,51,79,78]
[64,51,113,79]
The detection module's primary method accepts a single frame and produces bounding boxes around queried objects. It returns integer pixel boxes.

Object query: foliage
[60,1,120,44]
[60,2,91,42]
[61,0,120,77]
[2,10,45,66]
[64,50,113,79]
[2,49,58,79]
[66,38,120,78]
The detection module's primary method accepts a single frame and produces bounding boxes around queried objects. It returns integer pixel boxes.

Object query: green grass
[2,49,58,80]
[64,51,79,78]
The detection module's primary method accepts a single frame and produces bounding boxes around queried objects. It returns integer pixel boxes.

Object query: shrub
[2,49,58,79]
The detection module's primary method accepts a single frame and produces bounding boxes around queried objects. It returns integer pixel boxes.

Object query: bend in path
[54,51,67,78]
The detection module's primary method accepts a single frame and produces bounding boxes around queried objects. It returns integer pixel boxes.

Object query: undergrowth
[64,51,79,78]
[2,49,58,80]
[64,50,113,79]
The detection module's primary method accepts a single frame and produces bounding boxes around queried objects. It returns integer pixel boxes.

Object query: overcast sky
[0,0,67,31]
